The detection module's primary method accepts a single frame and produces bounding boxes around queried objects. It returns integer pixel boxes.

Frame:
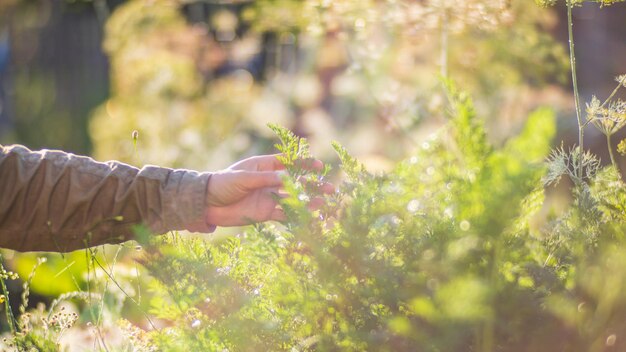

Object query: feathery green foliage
[3,1,626,351]
[12,86,626,350]
[268,123,312,179]
[331,142,367,182]
[115,91,597,352]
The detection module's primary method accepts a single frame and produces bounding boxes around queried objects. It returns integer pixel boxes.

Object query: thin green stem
[607,134,617,168]
[0,255,16,333]
[89,251,158,331]
[600,83,622,109]
[567,2,584,176]
[583,118,599,128]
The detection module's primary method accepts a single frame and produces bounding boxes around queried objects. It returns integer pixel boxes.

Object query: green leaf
[445,80,492,169]
[508,185,546,236]
[331,141,367,182]
[268,123,312,178]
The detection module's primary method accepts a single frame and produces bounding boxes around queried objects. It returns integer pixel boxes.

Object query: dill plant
[2,1,626,351]
[536,0,625,173]
[125,85,626,351]
[118,90,569,351]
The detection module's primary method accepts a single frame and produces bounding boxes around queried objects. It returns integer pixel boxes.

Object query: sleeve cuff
[159,169,216,233]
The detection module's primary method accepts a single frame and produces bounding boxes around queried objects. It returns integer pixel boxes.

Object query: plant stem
[0,255,16,333]
[567,1,584,176]
[600,83,622,110]
[607,134,617,168]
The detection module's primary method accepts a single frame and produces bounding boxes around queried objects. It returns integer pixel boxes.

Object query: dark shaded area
[553,3,626,167]
[0,1,111,154]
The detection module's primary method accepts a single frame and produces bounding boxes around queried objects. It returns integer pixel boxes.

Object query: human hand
[203,154,333,227]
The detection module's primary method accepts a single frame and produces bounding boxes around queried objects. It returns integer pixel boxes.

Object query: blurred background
[0,0,625,346]
[1,0,624,172]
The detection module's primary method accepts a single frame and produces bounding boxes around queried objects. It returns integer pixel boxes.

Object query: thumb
[239,170,284,190]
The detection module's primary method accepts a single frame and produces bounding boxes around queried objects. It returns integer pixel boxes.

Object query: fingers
[238,171,284,190]
[267,154,289,171]
[298,176,335,195]
[230,154,325,173]
[269,206,287,222]
[239,170,334,200]
[264,198,323,223]
[311,180,335,195]
[294,158,324,172]
[307,197,325,211]
[230,154,286,172]
[319,182,335,194]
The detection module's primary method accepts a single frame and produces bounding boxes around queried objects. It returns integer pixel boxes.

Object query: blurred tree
[90,0,571,171]
[1,0,109,154]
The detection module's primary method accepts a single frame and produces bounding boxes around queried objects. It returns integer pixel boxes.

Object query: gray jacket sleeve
[0,144,213,252]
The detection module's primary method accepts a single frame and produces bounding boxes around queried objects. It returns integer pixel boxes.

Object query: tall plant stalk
[607,133,617,167]
[566,1,584,177]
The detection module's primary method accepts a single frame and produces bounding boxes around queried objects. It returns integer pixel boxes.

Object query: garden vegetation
[2,0,626,351]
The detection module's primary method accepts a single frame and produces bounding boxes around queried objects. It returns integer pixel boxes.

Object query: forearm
[0,144,212,252]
